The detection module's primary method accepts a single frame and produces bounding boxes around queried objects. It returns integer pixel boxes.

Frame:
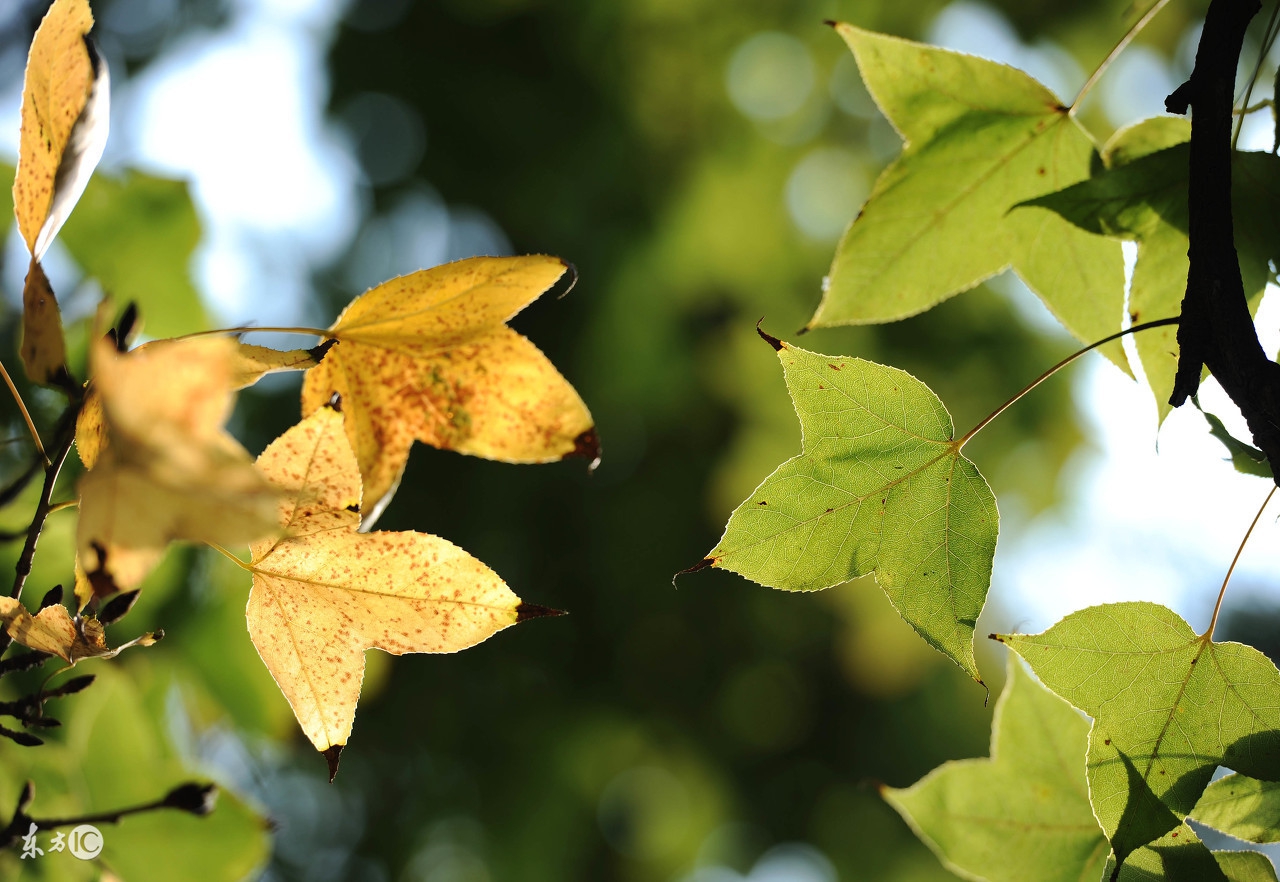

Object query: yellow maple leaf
[76,337,280,601]
[0,597,157,665]
[301,255,597,524]
[248,404,558,779]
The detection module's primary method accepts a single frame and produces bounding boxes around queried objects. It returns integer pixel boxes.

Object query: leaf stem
[1207,484,1276,639]
[174,326,332,342]
[0,359,46,466]
[206,542,253,571]
[1071,0,1170,113]
[957,317,1180,448]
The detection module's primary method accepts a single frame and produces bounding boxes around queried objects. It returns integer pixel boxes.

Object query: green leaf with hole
[811,23,1126,372]
[883,656,1108,882]
[1025,117,1280,423]
[701,331,997,682]
[996,602,1280,870]
[1191,773,1280,844]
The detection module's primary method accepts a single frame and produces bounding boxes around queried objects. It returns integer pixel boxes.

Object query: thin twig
[1207,484,1276,638]
[1232,0,1280,150]
[957,317,1180,448]
[10,413,77,602]
[0,360,45,466]
[1071,0,1171,113]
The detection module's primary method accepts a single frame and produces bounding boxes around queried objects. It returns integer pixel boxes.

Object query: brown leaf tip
[823,19,838,28]
[755,320,784,351]
[322,744,343,782]
[309,338,338,362]
[672,557,715,586]
[556,260,579,299]
[567,428,601,471]
[515,602,567,623]
[987,633,1004,643]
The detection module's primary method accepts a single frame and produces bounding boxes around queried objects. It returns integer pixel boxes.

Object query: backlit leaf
[76,337,280,599]
[883,656,1108,882]
[701,330,997,681]
[811,23,1127,371]
[1191,773,1280,844]
[231,342,324,389]
[996,603,1280,868]
[248,405,551,777]
[1026,118,1280,422]
[13,0,108,260]
[301,255,597,524]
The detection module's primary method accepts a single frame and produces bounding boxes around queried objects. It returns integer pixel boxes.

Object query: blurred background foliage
[0,0,1272,880]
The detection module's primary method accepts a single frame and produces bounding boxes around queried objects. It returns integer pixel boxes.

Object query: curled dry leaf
[76,337,280,602]
[0,596,157,665]
[301,255,597,525]
[249,405,551,779]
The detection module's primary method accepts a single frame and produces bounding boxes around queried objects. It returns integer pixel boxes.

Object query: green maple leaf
[883,656,1109,882]
[700,330,997,682]
[1191,772,1280,845]
[995,602,1280,869]
[1026,117,1280,423]
[811,23,1126,373]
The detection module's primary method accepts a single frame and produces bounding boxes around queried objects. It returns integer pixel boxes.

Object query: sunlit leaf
[996,602,1280,868]
[13,0,108,260]
[231,342,324,389]
[248,404,555,778]
[1026,117,1280,422]
[1191,773,1280,844]
[0,596,157,664]
[812,23,1127,371]
[883,656,1108,882]
[700,330,997,682]
[59,170,206,338]
[76,337,280,600]
[301,255,597,524]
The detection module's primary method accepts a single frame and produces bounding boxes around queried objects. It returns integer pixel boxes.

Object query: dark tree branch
[1,781,218,850]
[1166,0,1280,483]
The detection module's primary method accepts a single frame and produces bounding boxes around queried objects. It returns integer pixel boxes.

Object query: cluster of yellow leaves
[2,0,593,775]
